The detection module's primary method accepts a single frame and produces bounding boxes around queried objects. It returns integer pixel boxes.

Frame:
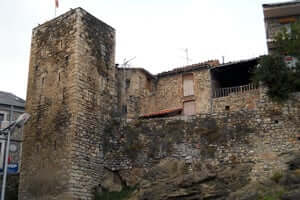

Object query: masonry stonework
[101,92,300,199]
[19,6,300,200]
[212,87,260,112]
[19,8,116,200]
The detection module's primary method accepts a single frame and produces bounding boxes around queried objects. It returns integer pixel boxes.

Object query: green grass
[259,190,285,200]
[94,186,135,200]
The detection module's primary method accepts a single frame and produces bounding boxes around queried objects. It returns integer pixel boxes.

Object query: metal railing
[212,83,258,98]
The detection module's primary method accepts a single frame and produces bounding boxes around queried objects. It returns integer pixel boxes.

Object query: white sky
[0,0,289,99]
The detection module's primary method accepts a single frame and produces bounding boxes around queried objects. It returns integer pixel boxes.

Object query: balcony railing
[212,83,258,98]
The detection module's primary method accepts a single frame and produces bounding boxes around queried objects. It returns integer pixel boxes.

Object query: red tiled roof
[140,107,183,118]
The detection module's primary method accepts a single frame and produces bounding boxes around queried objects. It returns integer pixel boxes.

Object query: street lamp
[0,113,30,200]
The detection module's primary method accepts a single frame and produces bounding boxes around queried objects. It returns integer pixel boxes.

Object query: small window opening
[274,120,279,124]
[42,77,45,86]
[126,79,130,89]
[122,105,127,114]
[35,65,39,71]
[54,140,57,150]
[65,55,69,64]
[146,78,152,92]
[225,106,230,111]
[58,72,61,82]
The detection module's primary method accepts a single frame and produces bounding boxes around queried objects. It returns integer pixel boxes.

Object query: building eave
[263,1,300,19]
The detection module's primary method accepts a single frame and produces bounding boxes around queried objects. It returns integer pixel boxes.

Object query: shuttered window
[183,74,194,96]
[183,101,196,116]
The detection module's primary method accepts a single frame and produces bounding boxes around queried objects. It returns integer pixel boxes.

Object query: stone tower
[19,8,117,200]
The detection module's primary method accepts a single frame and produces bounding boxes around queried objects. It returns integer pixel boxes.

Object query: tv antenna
[179,48,192,66]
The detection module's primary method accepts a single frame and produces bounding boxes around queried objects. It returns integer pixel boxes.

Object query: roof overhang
[140,108,183,119]
[263,2,300,19]
[211,57,259,73]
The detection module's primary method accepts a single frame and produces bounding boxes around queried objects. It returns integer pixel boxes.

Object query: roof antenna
[185,48,190,65]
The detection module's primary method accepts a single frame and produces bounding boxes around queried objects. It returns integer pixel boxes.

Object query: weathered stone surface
[19,6,300,200]
[101,169,123,192]
[19,8,116,200]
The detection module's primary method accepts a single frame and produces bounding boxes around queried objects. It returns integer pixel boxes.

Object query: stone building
[120,58,259,119]
[19,2,300,200]
[19,8,117,200]
[0,91,25,174]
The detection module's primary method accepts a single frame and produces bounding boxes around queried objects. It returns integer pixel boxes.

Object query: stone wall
[118,68,213,117]
[19,9,78,200]
[19,8,117,200]
[102,92,300,187]
[150,69,212,114]
[212,88,260,113]
[70,8,116,199]
[117,69,154,119]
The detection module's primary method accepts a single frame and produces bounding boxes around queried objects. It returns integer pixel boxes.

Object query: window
[146,78,152,92]
[0,113,4,122]
[122,105,127,114]
[225,106,230,111]
[0,140,5,170]
[183,101,196,116]
[183,74,194,96]
[126,79,130,89]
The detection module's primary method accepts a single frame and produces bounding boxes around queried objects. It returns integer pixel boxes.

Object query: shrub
[270,171,283,183]
[253,22,300,102]
[94,186,135,200]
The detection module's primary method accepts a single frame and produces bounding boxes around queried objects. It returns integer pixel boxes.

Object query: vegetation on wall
[103,114,253,164]
[93,186,135,200]
[253,22,300,102]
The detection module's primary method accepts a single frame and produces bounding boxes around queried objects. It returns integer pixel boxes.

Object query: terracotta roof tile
[140,107,183,118]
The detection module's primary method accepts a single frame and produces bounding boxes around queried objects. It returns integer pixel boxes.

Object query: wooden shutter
[183,101,196,116]
[183,74,194,96]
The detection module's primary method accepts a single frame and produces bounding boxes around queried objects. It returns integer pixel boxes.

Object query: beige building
[119,58,259,119]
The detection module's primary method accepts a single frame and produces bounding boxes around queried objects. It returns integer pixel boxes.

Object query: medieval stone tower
[19,8,117,200]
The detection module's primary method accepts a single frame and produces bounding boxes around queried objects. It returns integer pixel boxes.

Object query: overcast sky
[0,0,289,99]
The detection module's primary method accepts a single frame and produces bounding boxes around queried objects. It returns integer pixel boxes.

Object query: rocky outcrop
[228,151,300,200]
[121,158,251,200]
[96,152,300,200]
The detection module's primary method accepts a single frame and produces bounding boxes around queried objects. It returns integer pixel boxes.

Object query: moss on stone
[94,186,135,200]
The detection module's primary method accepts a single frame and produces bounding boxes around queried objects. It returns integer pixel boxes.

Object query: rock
[287,155,300,170]
[128,158,233,200]
[279,171,300,186]
[119,168,145,187]
[281,189,300,200]
[101,169,123,192]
